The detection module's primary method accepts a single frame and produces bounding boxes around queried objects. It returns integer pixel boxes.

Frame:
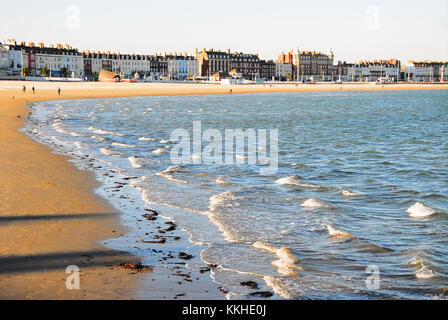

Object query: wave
[263,276,294,299]
[69,131,89,137]
[209,191,238,212]
[325,224,353,239]
[90,135,106,142]
[152,148,168,154]
[301,198,332,209]
[100,147,124,157]
[128,156,145,168]
[156,172,188,184]
[341,189,363,197]
[52,122,69,134]
[216,176,232,185]
[253,242,300,277]
[407,202,438,218]
[112,142,137,148]
[408,256,437,280]
[73,141,89,150]
[138,136,156,141]
[162,165,187,174]
[88,126,126,137]
[275,175,327,190]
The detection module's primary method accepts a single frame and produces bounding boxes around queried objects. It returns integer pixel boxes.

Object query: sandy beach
[0,80,446,300]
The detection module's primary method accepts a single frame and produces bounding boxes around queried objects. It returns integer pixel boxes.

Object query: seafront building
[1,38,446,83]
[333,61,353,82]
[165,53,199,80]
[277,48,335,81]
[346,59,401,82]
[275,61,293,80]
[0,43,12,75]
[148,55,168,80]
[82,51,151,79]
[195,48,261,80]
[260,60,276,81]
[2,39,84,78]
[404,61,448,82]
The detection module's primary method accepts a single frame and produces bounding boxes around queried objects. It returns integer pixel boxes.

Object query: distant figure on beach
[32,86,35,94]
[22,85,26,93]
[229,89,232,94]
[58,87,61,96]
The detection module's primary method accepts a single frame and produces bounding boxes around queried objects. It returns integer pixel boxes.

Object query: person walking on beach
[32,86,35,94]
[58,87,61,96]
[22,85,26,93]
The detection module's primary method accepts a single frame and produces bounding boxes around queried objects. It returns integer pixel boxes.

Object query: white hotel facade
[347,59,401,82]
[405,61,448,82]
[2,39,84,78]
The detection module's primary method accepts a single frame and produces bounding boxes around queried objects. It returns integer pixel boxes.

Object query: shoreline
[1,81,447,300]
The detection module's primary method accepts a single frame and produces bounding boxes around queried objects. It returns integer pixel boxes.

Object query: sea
[25,89,448,299]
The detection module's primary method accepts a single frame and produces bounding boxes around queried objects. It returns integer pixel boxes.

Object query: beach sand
[0,80,446,299]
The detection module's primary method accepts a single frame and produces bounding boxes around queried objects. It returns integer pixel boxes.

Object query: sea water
[26,90,448,299]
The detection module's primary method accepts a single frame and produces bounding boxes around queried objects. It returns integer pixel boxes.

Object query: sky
[1,0,447,64]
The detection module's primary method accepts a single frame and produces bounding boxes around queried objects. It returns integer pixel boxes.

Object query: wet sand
[0,80,446,299]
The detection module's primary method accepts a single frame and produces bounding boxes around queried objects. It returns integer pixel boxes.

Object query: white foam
[263,276,293,299]
[138,136,156,141]
[128,156,144,168]
[159,139,171,144]
[253,242,300,277]
[341,189,362,197]
[301,198,331,209]
[112,142,137,148]
[100,147,123,157]
[52,122,69,134]
[74,141,89,150]
[407,202,437,218]
[89,126,125,137]
[90,135,106,142]
[216,176,231,185]
[156,172,188,184]
[325,224,353,239]
[408,256,436,280]
[275,175,324,190]
[162,165,185,174]
[415,266,436,280]
[152,148,167,154]
[209,191,237,212]
[70,132,89,137]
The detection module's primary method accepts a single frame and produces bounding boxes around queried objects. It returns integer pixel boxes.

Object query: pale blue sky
[2,0,447,63]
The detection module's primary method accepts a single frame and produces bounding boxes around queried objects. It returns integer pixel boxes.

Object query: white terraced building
[165,53,199,80]
[347,59,401,82]
[3,39,84,78]
[275,62,293,80]
[82,51,151,79]
[405,61,448,82]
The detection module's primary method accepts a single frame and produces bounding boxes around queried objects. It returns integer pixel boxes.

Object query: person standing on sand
[22,85,26,93]
[32,86,35,94]
[58,87,61,96]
